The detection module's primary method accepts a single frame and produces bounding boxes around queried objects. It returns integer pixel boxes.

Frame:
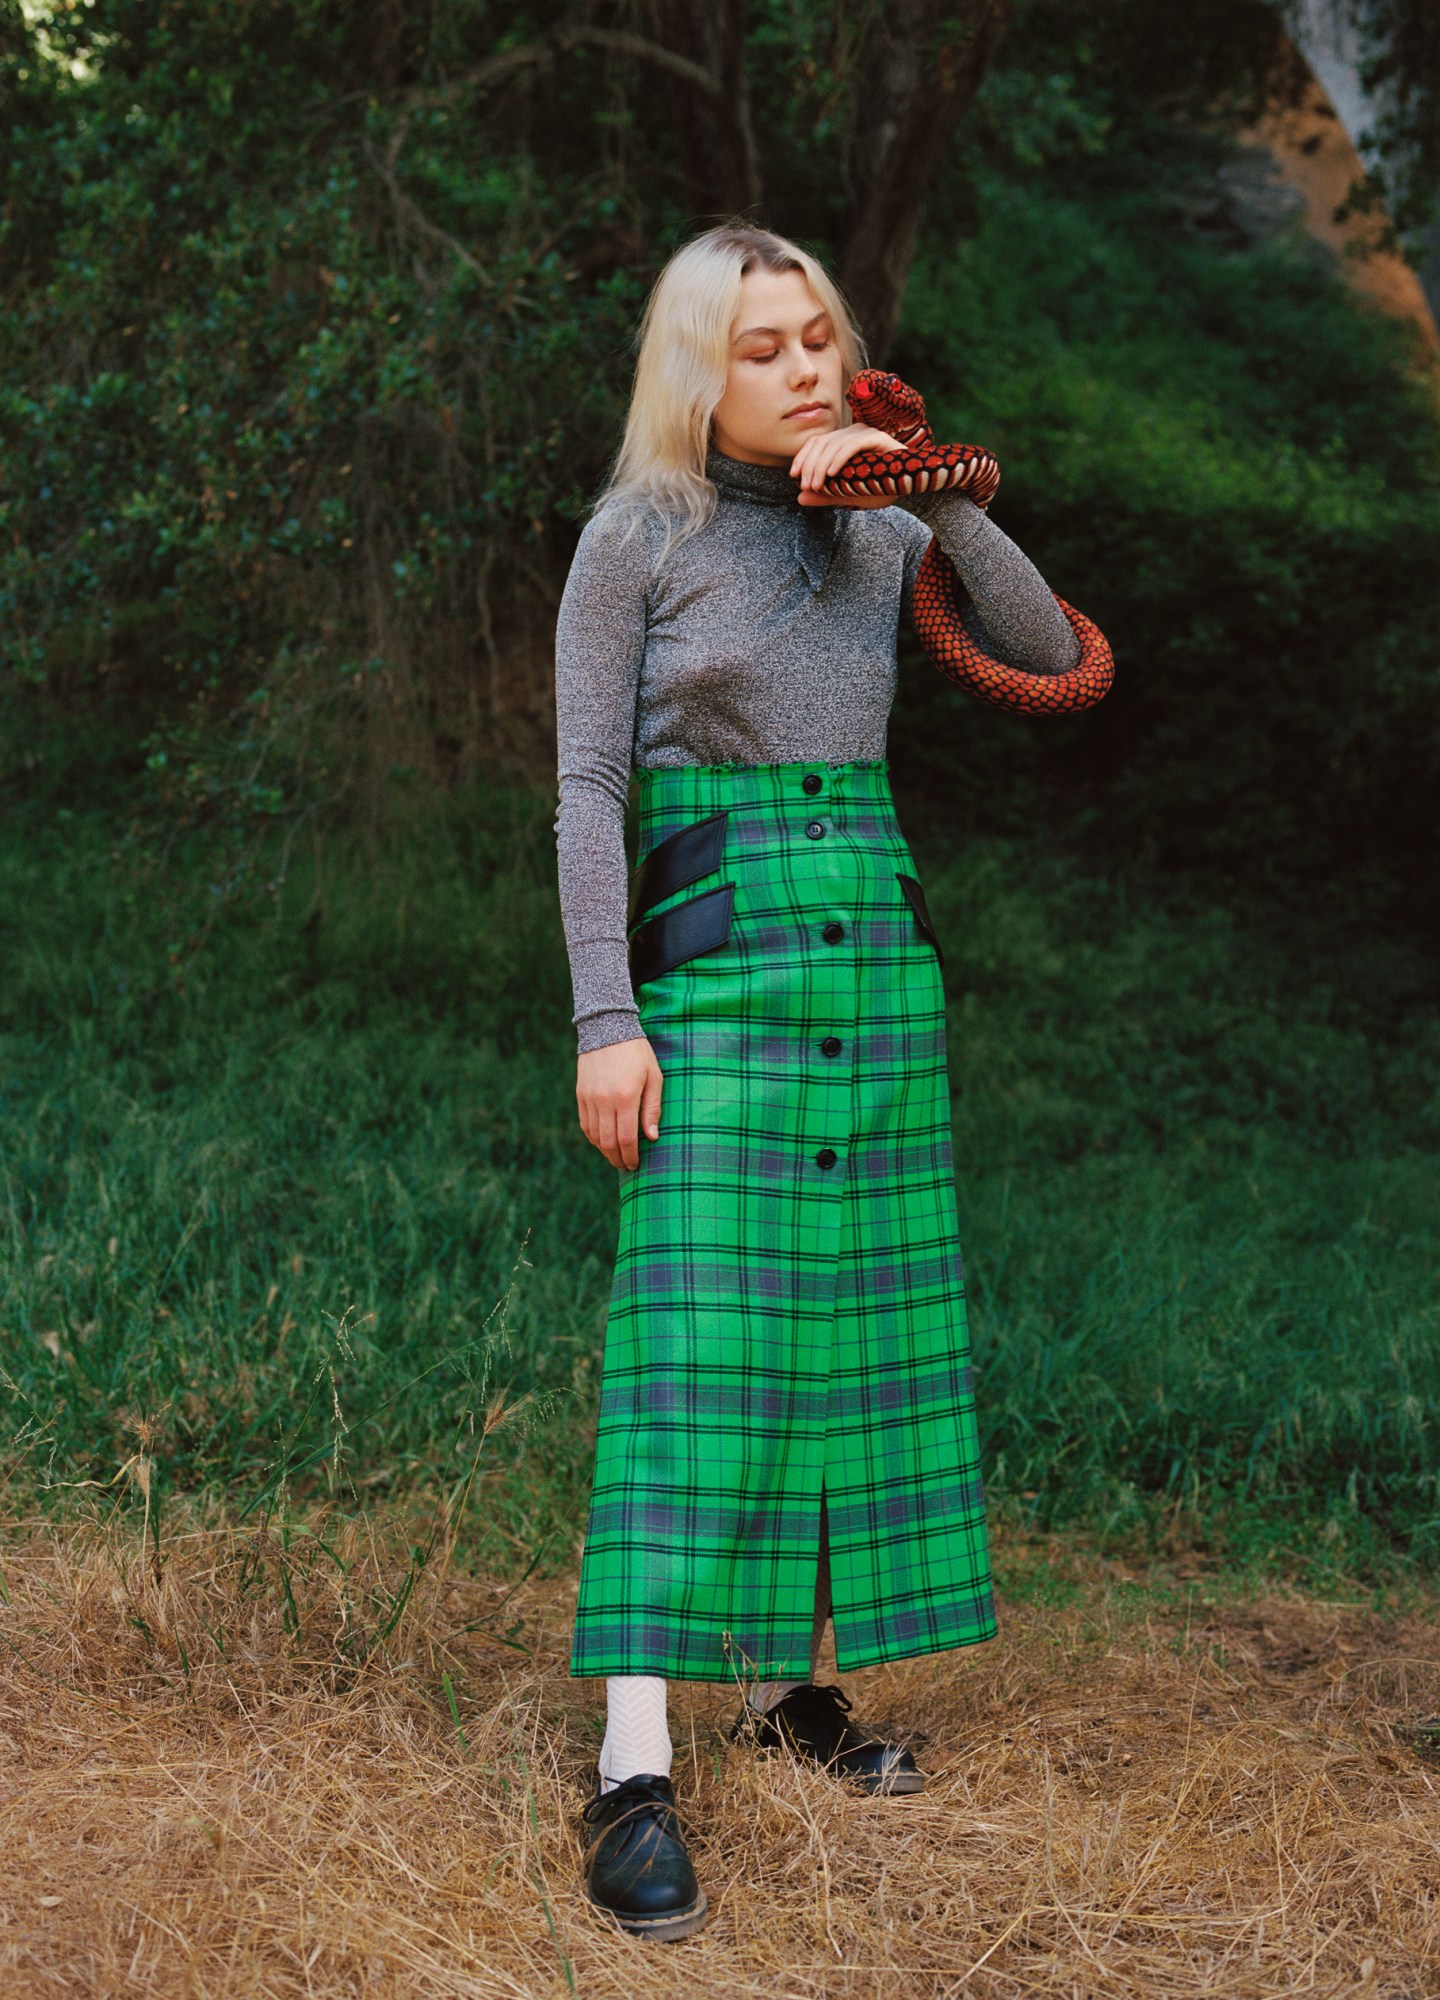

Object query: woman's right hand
[576,1037,664,1170]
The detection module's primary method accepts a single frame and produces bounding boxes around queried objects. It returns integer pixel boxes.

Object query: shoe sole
[740,1735,928,1796]
[586,1888,710,1942]
[854,1766,926,1796]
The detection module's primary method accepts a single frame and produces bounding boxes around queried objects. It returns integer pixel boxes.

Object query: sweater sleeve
[893,489,1080,675]
[554,503,652,1055]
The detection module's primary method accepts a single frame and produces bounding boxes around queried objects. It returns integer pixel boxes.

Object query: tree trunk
[839,0,1012,361]
[646,0,763,219]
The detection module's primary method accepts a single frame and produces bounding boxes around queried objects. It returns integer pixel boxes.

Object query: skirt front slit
[570,758,996,1684]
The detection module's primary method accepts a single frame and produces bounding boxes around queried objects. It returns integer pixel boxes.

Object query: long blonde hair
[595,222,866,545]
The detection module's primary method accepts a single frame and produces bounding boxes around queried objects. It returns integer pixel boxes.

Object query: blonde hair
[595,222,866,546]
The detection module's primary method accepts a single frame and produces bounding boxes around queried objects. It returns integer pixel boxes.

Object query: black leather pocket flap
[629,881,736,988]
[896,872,946,968]
[628,810,730,931]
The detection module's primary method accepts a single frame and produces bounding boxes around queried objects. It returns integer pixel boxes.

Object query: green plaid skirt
[571,759,996,1683]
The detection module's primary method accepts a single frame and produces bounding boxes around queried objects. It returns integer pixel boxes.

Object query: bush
[890,153,1440,922]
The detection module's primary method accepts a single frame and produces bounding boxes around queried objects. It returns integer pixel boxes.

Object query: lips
[784,402,828,419]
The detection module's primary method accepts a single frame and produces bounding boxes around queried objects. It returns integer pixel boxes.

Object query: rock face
[1282,0,1440,339]
[1237,71,1439,355]
[1164,16,1438,361]
[1181,142,1311,255]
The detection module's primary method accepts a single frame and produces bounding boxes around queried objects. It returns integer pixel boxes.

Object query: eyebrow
[732,312,831,343]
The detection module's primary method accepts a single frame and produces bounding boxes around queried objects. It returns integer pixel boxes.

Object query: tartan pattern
[571,760,996,1683]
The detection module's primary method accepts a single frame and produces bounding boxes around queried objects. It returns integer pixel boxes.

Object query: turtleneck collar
[705,444,840,591]
[705,445,802,508]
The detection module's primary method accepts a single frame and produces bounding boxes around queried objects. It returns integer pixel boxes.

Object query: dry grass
[3,1509,1439,2000]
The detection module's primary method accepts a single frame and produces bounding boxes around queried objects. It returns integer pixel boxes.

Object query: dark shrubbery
[0,1,649,822]
[3,1,1438,930]
[890,156,1440,918]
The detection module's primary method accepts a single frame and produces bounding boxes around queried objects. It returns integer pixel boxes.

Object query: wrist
[576,1009,646,1057]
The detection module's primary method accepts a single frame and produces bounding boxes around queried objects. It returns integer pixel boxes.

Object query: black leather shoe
[731,1682,926,1795]
[579,1773,709,1941]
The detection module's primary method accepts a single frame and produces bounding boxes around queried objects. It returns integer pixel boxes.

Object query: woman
[553,221,1080,1941]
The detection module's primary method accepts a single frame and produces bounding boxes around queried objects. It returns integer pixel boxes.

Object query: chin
[777,416,836,447]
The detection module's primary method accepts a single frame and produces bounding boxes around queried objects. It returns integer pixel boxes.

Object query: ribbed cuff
[575,1009,647,1056]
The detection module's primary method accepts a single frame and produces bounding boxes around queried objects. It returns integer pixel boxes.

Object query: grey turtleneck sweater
[555,449,1079,1054]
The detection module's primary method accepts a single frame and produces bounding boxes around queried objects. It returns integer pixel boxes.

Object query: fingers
[588,1097,627,1171]
[640,1060,663,1142]
[589,1095,628,1171]
[797,488,896,509]
[612,1096,640,1168]
[789,425,902,491]
[576,1044,664,1171]
[790,433,848,491]
[604,1100,639,1172]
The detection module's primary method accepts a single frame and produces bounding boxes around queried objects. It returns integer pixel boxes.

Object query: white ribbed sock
[750,1503,833,1715]
[598,1675,672,1792]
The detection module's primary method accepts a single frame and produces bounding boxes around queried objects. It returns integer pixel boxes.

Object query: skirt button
[802,773,822,794]
[815,1147,838,1169]
[805,820,825,840]
[822,921,844,944]
[820,1036,842,1057]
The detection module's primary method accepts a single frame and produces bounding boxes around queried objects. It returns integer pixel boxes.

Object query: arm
[557,504,666,1173]
[554,503,650,1055]
[895,489,1080,674]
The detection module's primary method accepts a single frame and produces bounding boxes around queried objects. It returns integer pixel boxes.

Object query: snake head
[845,368,932,446]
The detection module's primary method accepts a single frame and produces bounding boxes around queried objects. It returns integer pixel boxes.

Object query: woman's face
[710,265,844,466]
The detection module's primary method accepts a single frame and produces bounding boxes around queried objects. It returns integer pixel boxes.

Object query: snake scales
[818,370,1114,715]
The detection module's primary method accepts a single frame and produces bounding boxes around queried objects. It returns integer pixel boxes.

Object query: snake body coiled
[826,371,1114,715]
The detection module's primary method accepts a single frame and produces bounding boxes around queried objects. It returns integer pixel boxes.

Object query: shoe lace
[774,1682,855,1730]
[581,1773,675,1828]
[806,1682,854,1717]
[773,1680,878,1757]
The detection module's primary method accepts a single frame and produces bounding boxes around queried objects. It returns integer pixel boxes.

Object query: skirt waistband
[633,759,894,852]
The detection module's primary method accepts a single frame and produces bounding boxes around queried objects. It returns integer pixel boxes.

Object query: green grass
[3,779,1437,1580]
[6,28,1440,1612]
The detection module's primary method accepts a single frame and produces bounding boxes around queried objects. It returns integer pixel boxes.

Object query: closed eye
[743,337,831,363]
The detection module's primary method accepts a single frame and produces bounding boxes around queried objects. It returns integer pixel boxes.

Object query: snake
[816,370,1114,715]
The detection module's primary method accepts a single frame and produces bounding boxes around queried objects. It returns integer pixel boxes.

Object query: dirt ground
[2,1515,1439,1999]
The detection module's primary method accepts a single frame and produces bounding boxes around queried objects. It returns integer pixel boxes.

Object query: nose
[788,341,818,389]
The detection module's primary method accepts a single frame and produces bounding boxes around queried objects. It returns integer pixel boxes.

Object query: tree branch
[382,21,756,212]
[395,23,729,119]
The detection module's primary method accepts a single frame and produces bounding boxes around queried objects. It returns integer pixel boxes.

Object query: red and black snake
[816,370,1113,715]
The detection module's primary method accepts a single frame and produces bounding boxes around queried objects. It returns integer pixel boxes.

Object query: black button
[822,921,844,944]
[815,1147,838,1169]
[805,820,825,840]
[820,1036,842,1057]
[802,773,822,795]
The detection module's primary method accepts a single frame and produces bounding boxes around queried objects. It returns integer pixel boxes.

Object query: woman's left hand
[791,424,904,508]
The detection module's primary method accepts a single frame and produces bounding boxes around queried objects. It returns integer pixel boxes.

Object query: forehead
[730,265,827,338]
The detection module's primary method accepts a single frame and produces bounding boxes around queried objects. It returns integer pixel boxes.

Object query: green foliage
[0,0,650,835]
[1002,0,1294,134]
[1342,0,1440,247]
[4,792,1437,1573]
[891,148,1440,913]
[3,0,1438,931]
